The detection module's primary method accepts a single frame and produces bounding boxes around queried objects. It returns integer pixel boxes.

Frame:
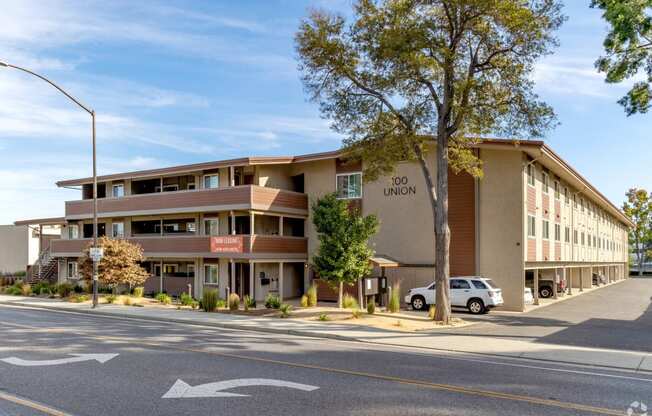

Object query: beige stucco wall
[257,164,293,190]
[478,149,525,311]
[0,225,30,273]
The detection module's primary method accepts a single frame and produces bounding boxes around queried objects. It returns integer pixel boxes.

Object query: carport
[524,262,627,307]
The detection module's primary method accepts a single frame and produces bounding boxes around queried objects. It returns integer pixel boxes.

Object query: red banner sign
[210,236,244,253]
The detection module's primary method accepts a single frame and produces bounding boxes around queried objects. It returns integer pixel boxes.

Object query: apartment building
[36,138,630,311]
[0,221,61,275]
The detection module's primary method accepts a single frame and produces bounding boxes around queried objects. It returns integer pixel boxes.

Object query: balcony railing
[64,185,308,219]
[50,234,307,258]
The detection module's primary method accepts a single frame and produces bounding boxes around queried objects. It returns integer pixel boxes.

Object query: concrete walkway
[1,294,651,373]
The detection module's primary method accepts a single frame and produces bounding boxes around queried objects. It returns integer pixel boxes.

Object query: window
[112,222,124,238]
[527,164,535,186]
[204,218,219,236]
[554,181,560,200]
[68,224,79,239]
[564,187,569,205]
[542,172,549,194]
[593,235,597,247]
[67,261,78,279]
[471,280,488,289]
[204,264,219,285]
[203,174,219,189]
[573,194,577,209]
[336,172,362,199]
[527,215,536,237]
[542,220,550,240]
[112,183,124,198]
[554,224,561,241]
[450,279,471,289]
[573,230,578,244]
[564,226,570,243]
[581,232,585,246]
[580,198,585,212]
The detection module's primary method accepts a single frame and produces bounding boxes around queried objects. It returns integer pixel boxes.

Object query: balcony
[64,185,308,219]
[50,235,307,259]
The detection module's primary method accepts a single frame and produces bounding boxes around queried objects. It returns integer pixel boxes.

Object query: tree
[311,193,379,308]
[79,237,150,291]
[296,0,563,322]
[592,0,652,115]
[623,188,652,275]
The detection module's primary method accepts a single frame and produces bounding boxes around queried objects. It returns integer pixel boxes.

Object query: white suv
[404,277,504,314]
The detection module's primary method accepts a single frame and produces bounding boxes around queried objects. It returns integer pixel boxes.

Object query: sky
[0,0,650,224]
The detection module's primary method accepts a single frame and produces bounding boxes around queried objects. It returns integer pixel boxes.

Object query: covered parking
[524,261,628,307]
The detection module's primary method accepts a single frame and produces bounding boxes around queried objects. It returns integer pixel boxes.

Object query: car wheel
[467,298,485,314]
[411,295,426,311]
[539,286,553,298]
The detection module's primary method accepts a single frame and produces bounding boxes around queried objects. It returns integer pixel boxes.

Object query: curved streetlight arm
[0,61,93,115]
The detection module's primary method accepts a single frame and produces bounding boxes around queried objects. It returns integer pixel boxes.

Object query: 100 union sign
[384,176,416,197]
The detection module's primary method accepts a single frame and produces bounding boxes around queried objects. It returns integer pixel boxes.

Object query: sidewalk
[2,294,651,373]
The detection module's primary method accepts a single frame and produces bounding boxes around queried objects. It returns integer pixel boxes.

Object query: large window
[527,164,535,186]
[527,215,536,237]
[554,223,561,241]
[112,222,124,238]
[542,219,550,240]
[542,172,549,194]
[204,264,219,285]
[67,261,78,279]
[336,172,362,199]
[203,174,219,189]
[565,226,570,243]
[112,183,124,198]
[204,218,219,236]
[68,224,79,239]
[554,181,560,200]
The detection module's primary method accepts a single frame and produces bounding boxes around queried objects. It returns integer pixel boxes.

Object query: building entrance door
[234,263,251,298]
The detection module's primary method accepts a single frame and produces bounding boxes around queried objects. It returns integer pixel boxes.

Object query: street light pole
[0,60,100,308]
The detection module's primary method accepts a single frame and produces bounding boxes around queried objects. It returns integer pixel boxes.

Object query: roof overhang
[14,217,66,226]
[370,255,400,268]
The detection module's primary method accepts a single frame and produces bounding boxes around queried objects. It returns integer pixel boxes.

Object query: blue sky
[0,0,649,224]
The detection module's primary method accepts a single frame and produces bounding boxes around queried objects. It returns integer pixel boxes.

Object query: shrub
[228,293,240,311]
[132,287,144,298]
[279,303,292,318]
[180,292,194,306]
[388,284,401,313]
[216,298,226,308]
[39,287,51,296]
[243,295,255,311]
[343,294,358,310]
[155,292,171,305]
[318,313,329,321]
[73,284,84,294]
[307,284,318,307]
[300,295,309,308]
[123,297,132,306]
[264,294,281,309]
[190,300,199,309]
[20,283,32,296]
[32,282,51,295]
[69,294,89,303]
[351,308,362,319]
[367,298,376,315]
[105,294,117,304]
[202,289,219,312]
[55,283,74,298]
[5,286,22,295]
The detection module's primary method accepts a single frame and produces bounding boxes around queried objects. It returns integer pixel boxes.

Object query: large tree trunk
[434,134,451,324]
[338,281,343,308]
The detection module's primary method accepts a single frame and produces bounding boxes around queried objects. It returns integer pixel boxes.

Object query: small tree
[311,193,379,308]
[592,0,652,114]
[623,188,652,275]
[79,237,149,292]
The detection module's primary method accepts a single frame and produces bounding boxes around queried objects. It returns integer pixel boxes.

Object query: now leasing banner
[210,236,244,253]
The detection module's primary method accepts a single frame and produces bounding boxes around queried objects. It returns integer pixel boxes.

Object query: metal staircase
[26,247,58,283]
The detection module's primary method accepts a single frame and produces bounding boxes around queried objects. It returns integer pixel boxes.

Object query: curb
[2,299,650,374]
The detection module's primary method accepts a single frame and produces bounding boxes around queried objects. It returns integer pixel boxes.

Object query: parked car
[525,271,565,298]
[524,287,534,305]
[404,277,504,314]
[592,273,607,286]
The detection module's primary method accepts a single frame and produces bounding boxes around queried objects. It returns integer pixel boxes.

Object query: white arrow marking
[0,353,118,367]
[162,378,319,399]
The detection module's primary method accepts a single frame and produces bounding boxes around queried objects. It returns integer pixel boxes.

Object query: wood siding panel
[542,194,550,219]
[251,187,308,210]
[448,170,475,276]
[527,186,536,214]
[250,236,307,254]
[542,240,550,261]
[527,238,536,261]
[555,200,561,222]
[555,242,561,261]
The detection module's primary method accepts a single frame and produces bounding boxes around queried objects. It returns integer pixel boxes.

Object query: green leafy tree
[296,0,563,322]
[79,237,150,292]
[592,0,652,115]
[623,188,652,275]
[311,193,379,308]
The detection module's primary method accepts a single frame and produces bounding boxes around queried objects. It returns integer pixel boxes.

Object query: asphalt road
[443,277,652,352]
[1,305,651,416]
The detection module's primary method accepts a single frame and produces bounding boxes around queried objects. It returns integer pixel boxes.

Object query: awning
[14,217,66,226]
[370,256,400,268]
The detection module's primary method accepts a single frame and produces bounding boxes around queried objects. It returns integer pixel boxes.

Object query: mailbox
[363,277,379,296]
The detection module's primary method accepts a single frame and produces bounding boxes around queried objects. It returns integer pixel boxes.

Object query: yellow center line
[1,320,624,415]
[0,391,73,416]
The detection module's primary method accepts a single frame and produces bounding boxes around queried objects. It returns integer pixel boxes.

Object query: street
[1,303,651,416]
